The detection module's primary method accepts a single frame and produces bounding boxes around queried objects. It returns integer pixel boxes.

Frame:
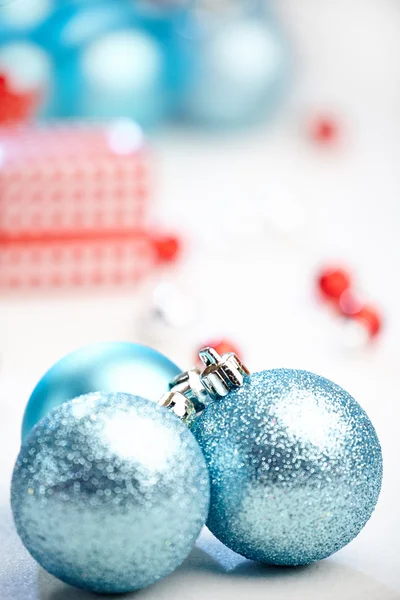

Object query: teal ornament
[31,0,194,126]
[193,369,382,565]
[22,342,181,440]
[180,7,288,128]
[12,392,210,593]
[79,28,167,127]
[0,0,55,41]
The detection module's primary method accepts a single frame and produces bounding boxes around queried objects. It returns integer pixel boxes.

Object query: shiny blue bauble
[193,369,382,565]
[12,392,210,593]
[22,342,181,441]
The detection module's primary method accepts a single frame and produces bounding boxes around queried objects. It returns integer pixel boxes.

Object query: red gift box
[0,123,177,290]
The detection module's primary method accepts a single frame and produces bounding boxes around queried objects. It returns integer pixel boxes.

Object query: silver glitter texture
[192,369,382,565]
[11,392,210,593]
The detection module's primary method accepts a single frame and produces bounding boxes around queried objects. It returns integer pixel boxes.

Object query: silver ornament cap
[198,346,250,398]
[158,346,250,421]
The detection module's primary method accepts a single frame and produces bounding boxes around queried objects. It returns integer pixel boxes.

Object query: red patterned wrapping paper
[0,123,171,290]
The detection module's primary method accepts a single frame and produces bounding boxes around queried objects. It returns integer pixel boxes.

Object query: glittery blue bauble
[12,392,210,593]
[193,369,382,565]
[22,342,181,441]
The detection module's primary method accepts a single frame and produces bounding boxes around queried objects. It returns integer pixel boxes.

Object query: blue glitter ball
[22,342,181,440]
[12,392,210,593]
[192,369,382,565]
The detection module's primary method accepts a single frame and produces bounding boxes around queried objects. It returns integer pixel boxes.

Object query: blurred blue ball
[13,392,210,593]
[32,0,193,126]
[0,40,53,116]
[0,0,56,118]
[79,28,167,126]
[0,0,56,43]
[180,12,288,128]
[33,1,135,116]
[22,342,181,440]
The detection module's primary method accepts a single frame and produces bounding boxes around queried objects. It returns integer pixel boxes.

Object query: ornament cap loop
[157,391,196,427]
[168,368,210,411]
[198,347,221,367]
[159,347,251,424]
[199,347,250,399]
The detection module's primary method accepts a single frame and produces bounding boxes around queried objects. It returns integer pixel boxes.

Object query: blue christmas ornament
[22,342,181,440]
[30,0,193,125]
[0,0,55,43]
[192,365,382,565]
[37,1,136,117]
[12,392,210,593]
[0,0,58,117]
[180,4,288,127]
[79,28,166,126]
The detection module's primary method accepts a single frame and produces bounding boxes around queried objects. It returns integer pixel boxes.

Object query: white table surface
[1,0,400,598]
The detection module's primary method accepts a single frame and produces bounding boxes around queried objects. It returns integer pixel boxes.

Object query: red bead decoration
[0,72,39,125]
[317,263,383,342]
[309,117,339,145]
[338,290,363,316]
[153,235,181,264]
[317,267,352,303]
[353,305,382,339]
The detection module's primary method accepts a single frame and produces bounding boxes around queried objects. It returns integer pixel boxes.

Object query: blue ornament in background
[79,27,167,126]
[193,369,382,565]
[29,0,193,126]
[0,40,53,115]
[22,342,181,440]
[35,0,137,117]
[0,0,289,129]
[0,0,57,117]
[0,0,55,43]
[179,4,288,127]
[127,1,195,123]
[12,392,210,593]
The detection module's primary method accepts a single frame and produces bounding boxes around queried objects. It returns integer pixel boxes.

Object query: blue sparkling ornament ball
[22,342,181,441]
[12,392,210,593]
[192,369,382,565]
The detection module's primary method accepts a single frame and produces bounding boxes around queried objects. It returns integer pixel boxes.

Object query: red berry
[0,71,40,124]
[353,305,382,339]
[317,267,352,303]
[338,290,363,316]
[153,235,181,264]
[309,117,338,145]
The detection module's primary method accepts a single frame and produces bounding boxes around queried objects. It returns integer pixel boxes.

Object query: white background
[1,0,400,598]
